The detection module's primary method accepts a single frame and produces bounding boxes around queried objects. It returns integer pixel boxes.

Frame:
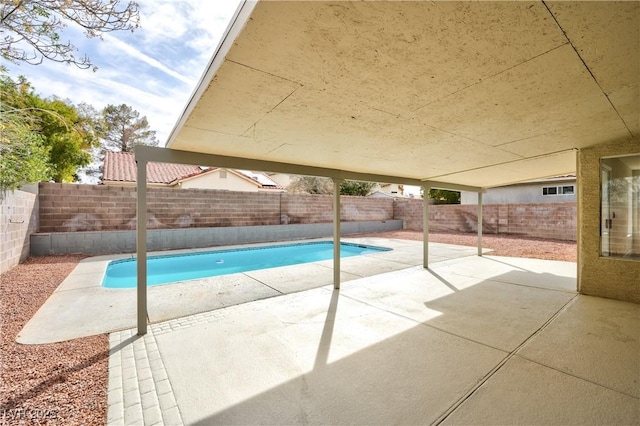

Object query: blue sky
[2,1,423,195]
[2,0,242,145]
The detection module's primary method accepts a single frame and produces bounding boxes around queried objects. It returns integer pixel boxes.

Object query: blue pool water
[103,242,390,288]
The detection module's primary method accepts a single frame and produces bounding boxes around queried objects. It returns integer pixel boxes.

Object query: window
[561,185,574,195]
[600,154,640,260]
[219,170,227,179]
[542,185,574,196]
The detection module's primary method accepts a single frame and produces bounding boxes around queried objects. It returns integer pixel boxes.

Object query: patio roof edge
[164,0,257,149]
[134,146,485,193]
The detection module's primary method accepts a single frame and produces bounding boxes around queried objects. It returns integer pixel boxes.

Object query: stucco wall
[461,180,576,204]
[179,170,262,191]
[578,138,640,303]
[0,186,38,274]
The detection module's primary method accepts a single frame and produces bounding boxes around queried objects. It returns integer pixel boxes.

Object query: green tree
[0,72,98,182]
[428,188,460,204]
[0,103,51,192]
[101,104,158,152]
[30,97,96,181]
[339,180,375,196]
[1,0,139,70]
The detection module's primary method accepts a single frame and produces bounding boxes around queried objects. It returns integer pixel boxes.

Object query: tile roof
[101,151,286,189]
[102,151,203,184]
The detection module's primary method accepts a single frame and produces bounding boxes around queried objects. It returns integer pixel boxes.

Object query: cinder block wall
[505,203,576,240]
[0,187,38,274]
[394,199,576,240]
[38,183,395,232]
[578,138,640,304]
[37,183,576,241]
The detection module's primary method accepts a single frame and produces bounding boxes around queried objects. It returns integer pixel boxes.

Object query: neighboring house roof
[368,191,395,198]
[235,170,282,188]
[497,174,577,187]
[101,151,285,189]
[525,174,576,183]
[102,151,202,185]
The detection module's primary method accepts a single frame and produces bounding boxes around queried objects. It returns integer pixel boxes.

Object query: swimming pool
[103,241,391,288]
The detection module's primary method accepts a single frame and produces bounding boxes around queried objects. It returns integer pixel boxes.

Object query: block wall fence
[37,183,576,241]
[0,186,38,274]
[394,199,576,241]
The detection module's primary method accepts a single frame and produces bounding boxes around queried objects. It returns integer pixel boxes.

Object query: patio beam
[477,192,483,257]
[136,158,148,336]
[423,186,430,269]
[333,178,342,289]
[134,146,483,193]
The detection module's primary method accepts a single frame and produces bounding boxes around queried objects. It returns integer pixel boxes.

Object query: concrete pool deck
[18,238,487,344]
[104,254,639,425]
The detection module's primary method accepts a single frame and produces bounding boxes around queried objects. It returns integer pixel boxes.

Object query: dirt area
[0,256,107,425]
[0,232,575,424]
[355,230,577,262]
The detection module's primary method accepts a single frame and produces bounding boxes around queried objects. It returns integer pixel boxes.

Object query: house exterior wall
[578,138,640,304]
[461,179,576,204]
[373,183,405,197]
[267,173,293,188]
[0,186,38,274]
[178,170,261,191]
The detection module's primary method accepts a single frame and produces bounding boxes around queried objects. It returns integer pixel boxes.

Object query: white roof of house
[235,170,280,187]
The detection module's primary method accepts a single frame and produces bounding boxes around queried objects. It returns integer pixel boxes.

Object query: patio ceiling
[166,1,638,189]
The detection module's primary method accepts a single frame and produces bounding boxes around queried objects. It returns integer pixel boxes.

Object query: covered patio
[121,1,638,424]
[106,254,638,425]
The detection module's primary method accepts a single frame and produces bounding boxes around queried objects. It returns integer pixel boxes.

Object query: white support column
[477,192,483,257]
[136,159,148,336]
[423,186,430,269]
[333,178,342,289]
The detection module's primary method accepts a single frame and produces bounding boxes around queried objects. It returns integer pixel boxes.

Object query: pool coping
[17,237,489,344]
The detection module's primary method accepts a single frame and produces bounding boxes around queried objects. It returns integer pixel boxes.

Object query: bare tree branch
[0,0,139,69]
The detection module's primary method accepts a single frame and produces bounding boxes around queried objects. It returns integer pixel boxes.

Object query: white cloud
[137,0,191,44]
[3,0,243,149]
[102,33,192,85]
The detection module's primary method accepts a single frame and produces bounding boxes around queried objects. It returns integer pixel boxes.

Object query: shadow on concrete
[176,269,601,425]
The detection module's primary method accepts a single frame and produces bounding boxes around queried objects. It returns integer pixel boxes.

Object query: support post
[477,192,483,257]
[333,178,342,289]
[136,159,148,336]
[423,186,430,269]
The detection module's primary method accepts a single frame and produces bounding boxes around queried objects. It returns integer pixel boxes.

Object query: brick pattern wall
[1,188,38,274]
[38,183,395,233]
[394,199,576,241]
[283,194,333,224]
[37,183,576,241]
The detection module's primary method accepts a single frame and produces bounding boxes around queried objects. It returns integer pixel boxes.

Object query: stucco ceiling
[167,1,639,189]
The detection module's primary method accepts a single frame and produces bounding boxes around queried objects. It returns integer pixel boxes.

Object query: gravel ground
[0,256,107,426]
[0,232,575,425]
[354,230,577,262]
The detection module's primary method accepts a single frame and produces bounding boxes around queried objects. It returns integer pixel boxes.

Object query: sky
[2,0,242,145]
[1,0,422,196]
